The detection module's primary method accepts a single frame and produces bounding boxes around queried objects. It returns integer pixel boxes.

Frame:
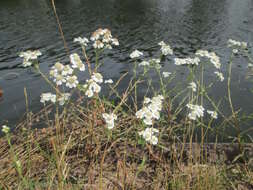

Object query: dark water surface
[0,0,253,137]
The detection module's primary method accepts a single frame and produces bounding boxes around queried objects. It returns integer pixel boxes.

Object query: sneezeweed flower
[111,38,119,46]
[227,39,247,50]
[70,53,85,71]
[58,93,71,106]
[62,65,73,76]
[40,93,56,104]
[104,79,113,84]
[186,104,205,120]
[90,28,119,50]
[89,80,101,93]
[50,62,64,76]
[188,82,197,92]
[158,41,173,56]
[174,57,200,66]
[53,74,66,86]
[214,71,224,82]
[83,77,102,98]
[196,50,221,69]
[207,110,218,119]
[136,95,164,125]
[85,88,94,98]
[102,113,117,129]
[139,127,159,145]
[19,50,42,67]
[93,40,104,49]
[91,72,103,83]
[74,37,89,47]
[130,50,143,59]
[2,125,10,134]
[66,75,79,88]
[162,72,171,78]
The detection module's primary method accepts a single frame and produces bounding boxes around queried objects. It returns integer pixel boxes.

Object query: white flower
[85,88,94,98]
[70,53,85,71]
[248,63,253,68]
[111,38,119,46]
[232,49,238,54]
[89,80,101,93]
[74,37,89,46]
[139,60,150,66]
[188,82,197,92]
[104,79,113,84]
[207,110,218,119]
[143,97,151,104]
[93,40,104,49]
[90,30,101,41]
[91,72,103,84]
[40,93,56,104]
[58,93,71,106]
[102,113,117,129]
[19,50,42,60]
[2,125,10,134]
[51,62,64,76]
[186,104,204,120]
[66,75,79,88]
[130,50,143,59]
[136,95,163,125]
[19,50,42,67]
[62,65,73,76]
[53,74,66,86]
[162,72,171,78]
[139,127,159,145]
[174,57,200,66]
[214,71,224,82]
[227,39,247,49]
[158,41,173,56]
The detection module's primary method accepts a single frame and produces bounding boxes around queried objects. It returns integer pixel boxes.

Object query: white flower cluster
[227,39,247,51]
[49,53,84,88]
[195,50,224,82]
[74,37,89,47]
[70,53,85,71]
[174,57,200,66]
[207,110,218,119]
[214,71,224,82]
[186,104,205,120]
[130,50,143,59]
[158,41,173,56]
[139,58,161,68]
[139,127,159,145]
[188,82,197,92]
[90,28,119,49]
[186,104,218,120]
[2,125,10,134]
[136,95,164,125]
[40,92,70,105]
[19,50,42,67]
[104,79,113,84]
[83,72,103,98]
[102,113,117,129]
[196,50,221,69]
[40,92,56,103]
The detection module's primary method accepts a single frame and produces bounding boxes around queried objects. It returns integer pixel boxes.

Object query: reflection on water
[0,0,253,136]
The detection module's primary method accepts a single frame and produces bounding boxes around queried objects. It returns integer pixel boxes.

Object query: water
[0,0,253,136]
